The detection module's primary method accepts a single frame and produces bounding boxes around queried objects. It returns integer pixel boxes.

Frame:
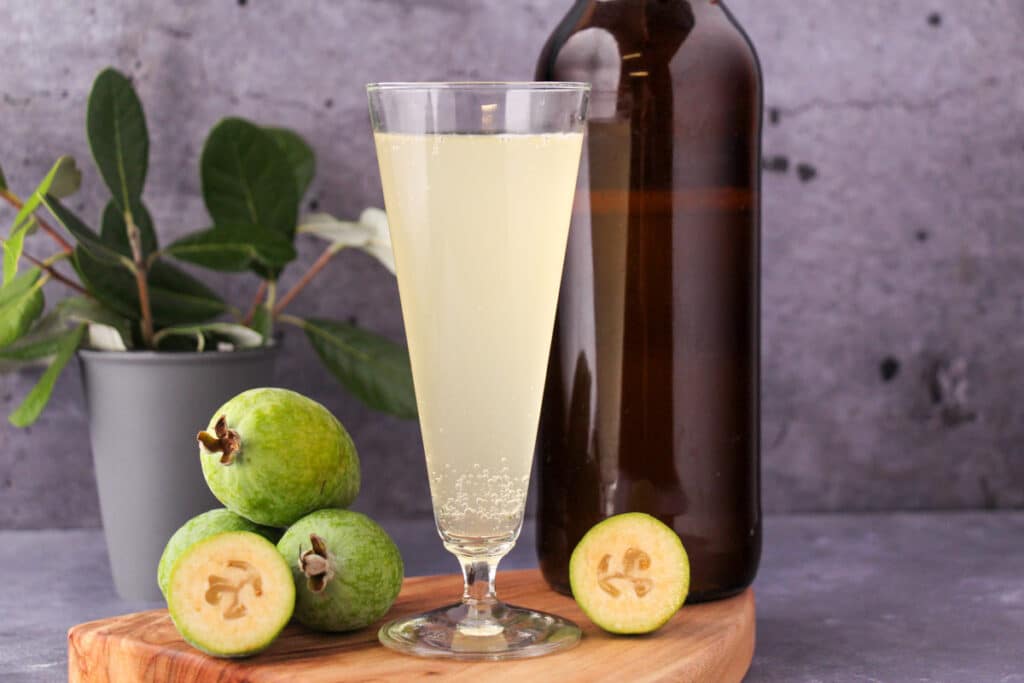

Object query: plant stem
[242,280,268,326]
[264,280,277,338]
[41,251,70,267]
[145,249,163,269]
[133,267,154,347]
[265,280,277,311]
[124,208,154,347]
[273,245,340,318]
[21,251,91,297]
[0,189,74,254]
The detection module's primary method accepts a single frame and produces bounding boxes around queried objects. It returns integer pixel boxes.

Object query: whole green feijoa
[277,509,404,632]
[158,508,281,597]
[198,388,360,527]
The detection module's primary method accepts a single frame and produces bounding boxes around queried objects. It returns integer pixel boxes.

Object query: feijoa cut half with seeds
[166,531,295,657]
[158,509,281,598]
[569,513,690,634]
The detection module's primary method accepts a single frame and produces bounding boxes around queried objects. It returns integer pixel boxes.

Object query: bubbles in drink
[430,462,531,538]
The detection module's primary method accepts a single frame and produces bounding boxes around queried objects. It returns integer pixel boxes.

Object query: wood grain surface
[68,569,754,682]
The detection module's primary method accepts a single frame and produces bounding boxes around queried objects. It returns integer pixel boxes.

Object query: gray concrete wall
[1,0,1021,528]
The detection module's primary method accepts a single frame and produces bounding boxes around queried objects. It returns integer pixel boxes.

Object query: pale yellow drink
[374,132,584,544]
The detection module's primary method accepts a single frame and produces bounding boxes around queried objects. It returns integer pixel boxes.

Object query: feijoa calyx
[277,509,404,632]
[198,388,360,527]
[569,513,690,634]
[166,531,295,657]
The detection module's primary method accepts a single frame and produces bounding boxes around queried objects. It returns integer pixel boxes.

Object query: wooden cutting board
[68,569,755,682]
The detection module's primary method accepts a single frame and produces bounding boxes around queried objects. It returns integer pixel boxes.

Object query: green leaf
[265,127,316,199]
[0,333,65,362]
[73,249,227,325]
[250,305,271,339]
[56,296,133,346]
[42,195,132,267]
[0,311,67,373]
[57,296,122,324]
[0,268,45,348]
[49,161,83,199]
[3,156,80,284]
[154,322,263,352]
[100,199,158,257]
[72,250,135,319]
[8,324,86,427]
[0,317,69,369]
[300,317,417,419]
[147,261,228,324]
[2,226,29,288]
[298,208,395,273]
[0,162,7,190]
[165,223,297,272]
[87,68,148,210]
[152,325,203,351]
[201,118,299,239]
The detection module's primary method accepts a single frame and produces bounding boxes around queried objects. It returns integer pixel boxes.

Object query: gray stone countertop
[2,512,1022,682]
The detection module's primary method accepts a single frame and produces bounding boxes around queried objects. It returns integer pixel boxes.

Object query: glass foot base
[378,601,581,661]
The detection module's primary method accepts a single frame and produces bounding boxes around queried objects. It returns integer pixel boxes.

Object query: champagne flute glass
[368,82,589,660]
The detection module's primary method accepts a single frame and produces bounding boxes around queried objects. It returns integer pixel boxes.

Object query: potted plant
[0,68,415,600]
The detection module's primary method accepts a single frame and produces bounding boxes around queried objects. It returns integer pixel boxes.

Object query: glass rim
[366,81,591,93]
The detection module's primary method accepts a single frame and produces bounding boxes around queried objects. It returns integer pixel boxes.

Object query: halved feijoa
[166,531,295,657]
[569,513,689,634]
[158,509,281,597]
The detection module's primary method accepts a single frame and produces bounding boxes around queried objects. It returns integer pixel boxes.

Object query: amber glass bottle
[535,0,762,602]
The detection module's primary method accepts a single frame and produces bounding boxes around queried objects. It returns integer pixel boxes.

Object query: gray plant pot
[78,345,278,601]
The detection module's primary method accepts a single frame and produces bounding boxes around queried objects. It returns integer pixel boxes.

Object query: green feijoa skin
[198,387,360,527]
[277,509,404,632]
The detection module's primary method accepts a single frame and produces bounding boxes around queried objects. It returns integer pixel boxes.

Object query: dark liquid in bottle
[535,0,762,602]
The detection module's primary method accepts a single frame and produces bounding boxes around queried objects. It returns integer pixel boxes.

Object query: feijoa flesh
[569,513,690,634]
[166,531,295,657]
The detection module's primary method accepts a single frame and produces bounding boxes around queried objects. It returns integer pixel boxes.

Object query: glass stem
[458,555,502,629]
